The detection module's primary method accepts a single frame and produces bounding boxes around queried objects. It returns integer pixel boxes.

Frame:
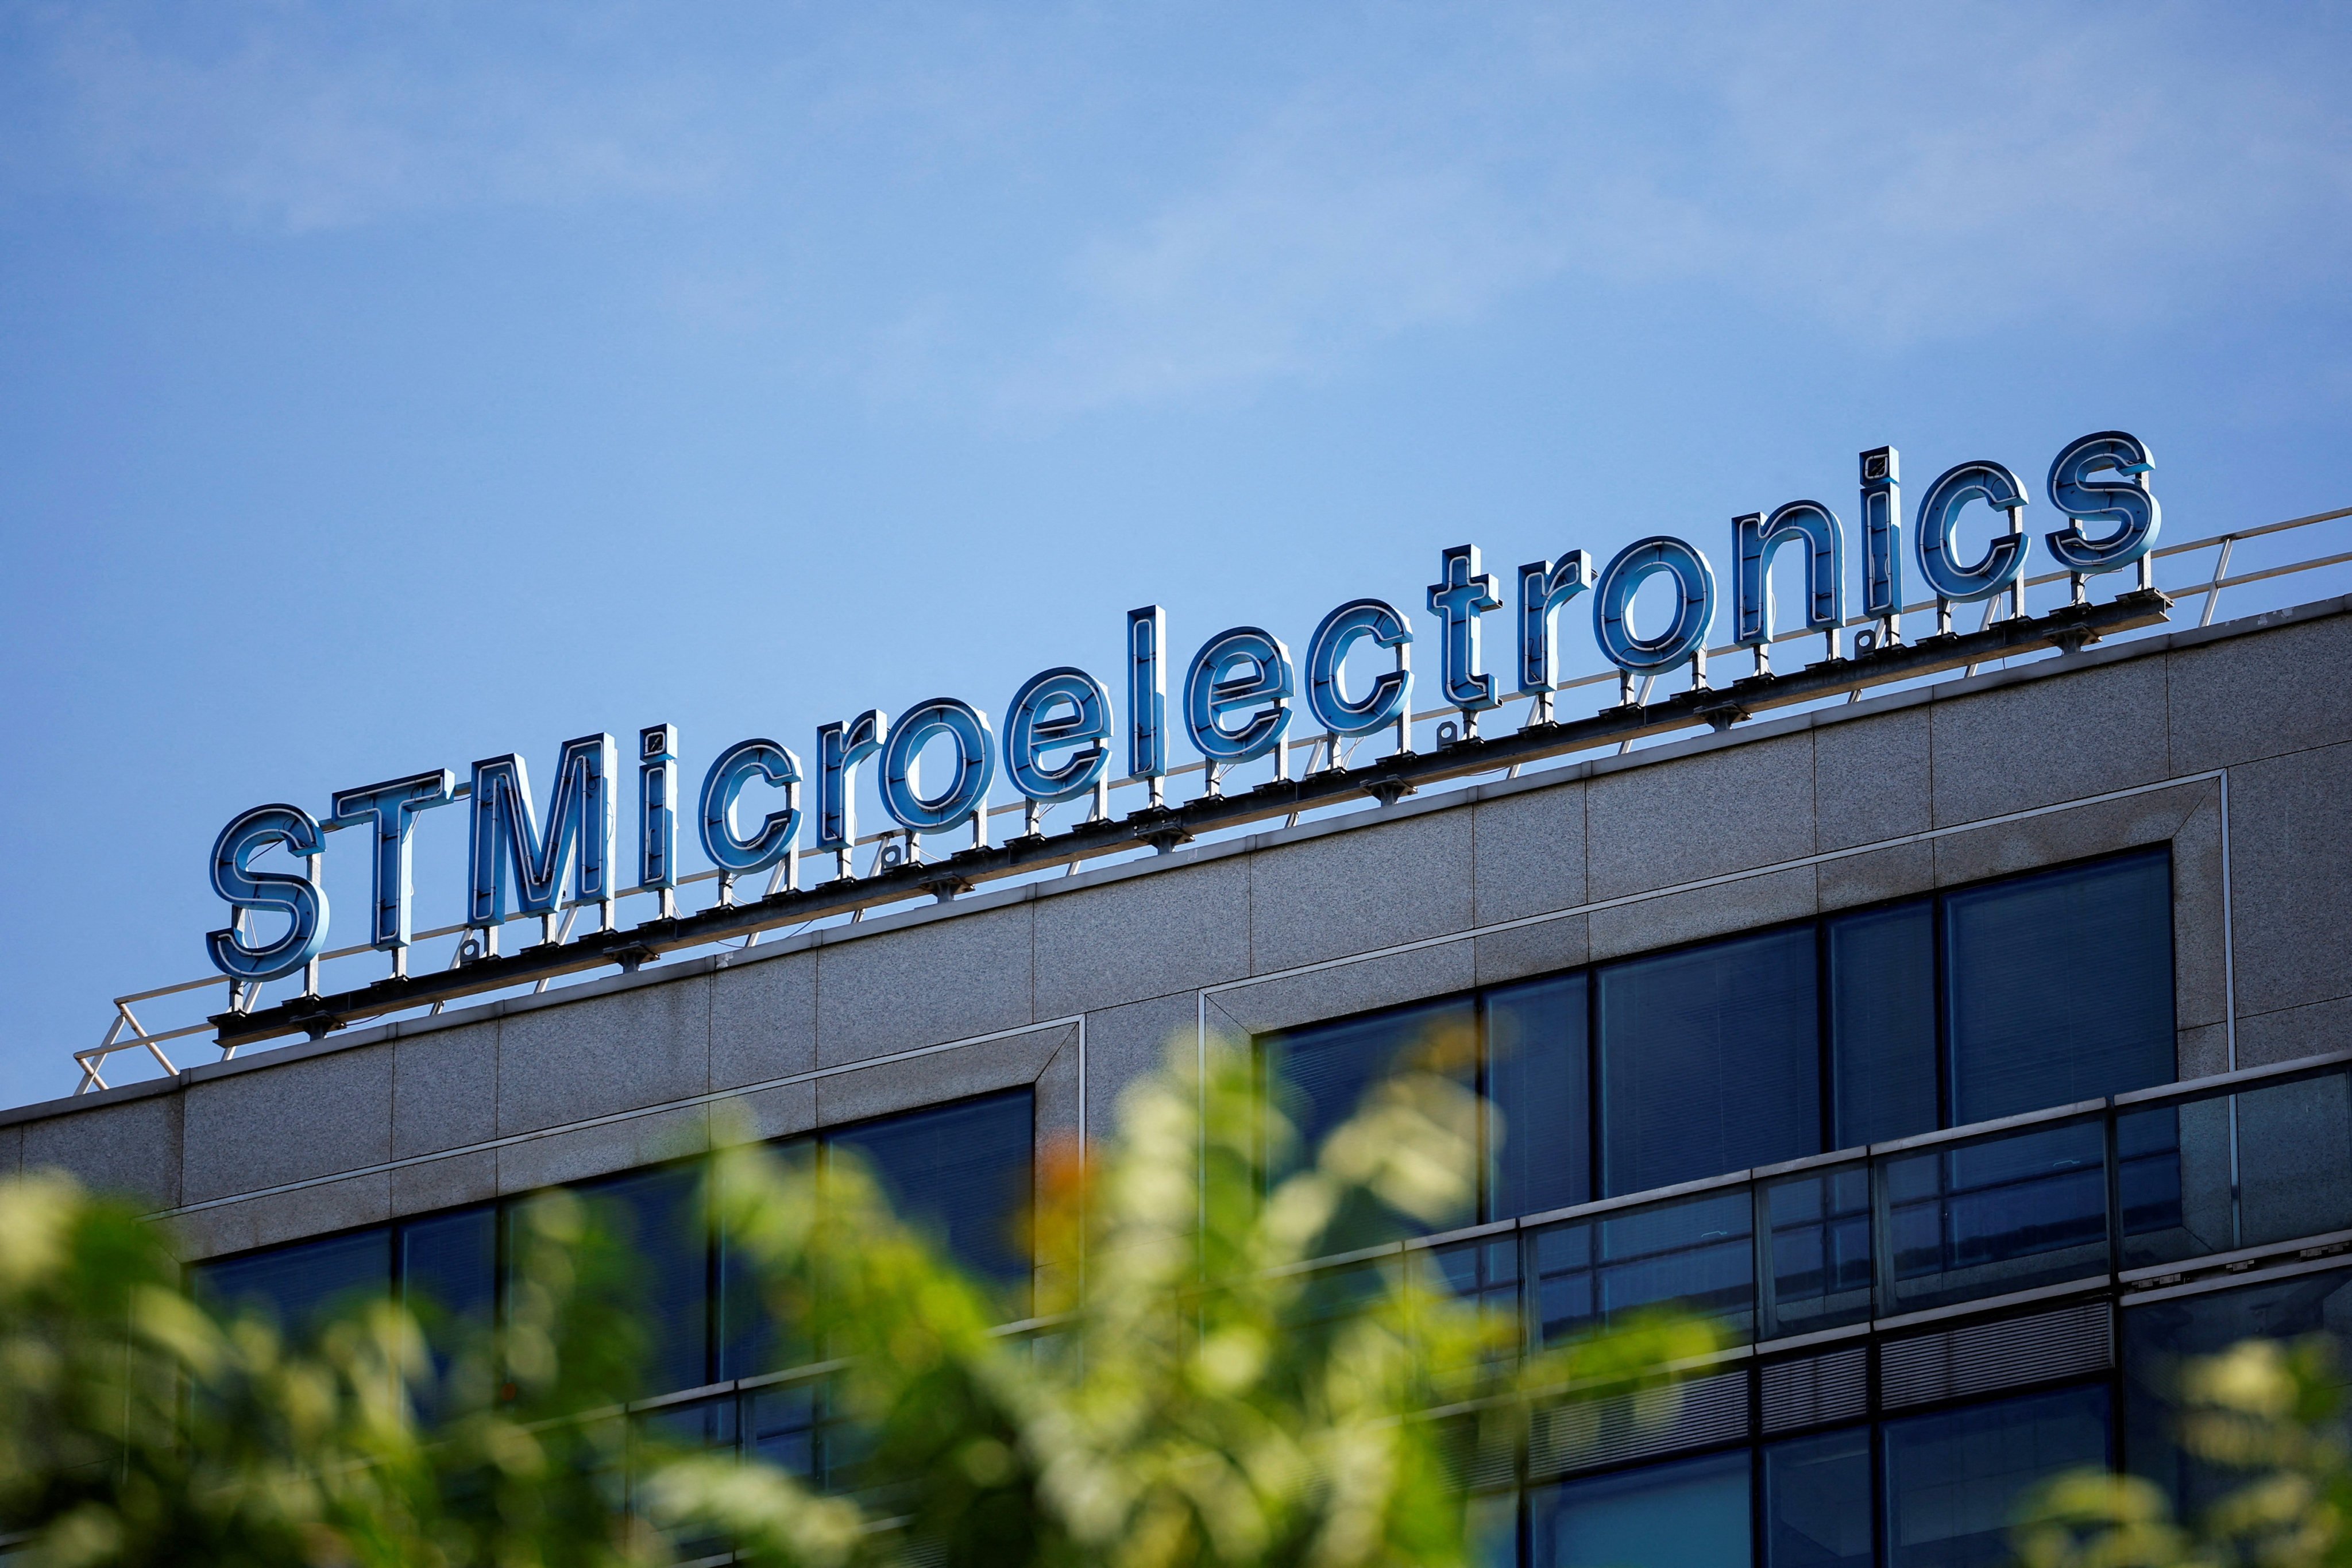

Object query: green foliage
[2014,1337,2352,1568]
[0,1036,1714,1568]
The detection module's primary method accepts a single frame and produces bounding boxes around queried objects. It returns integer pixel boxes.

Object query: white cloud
[7,2,2345,407]
[999,3,2352,410]
[17,3,722,229]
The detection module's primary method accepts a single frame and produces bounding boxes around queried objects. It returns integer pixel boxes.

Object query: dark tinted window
[1882,1385,2110,1568]
[831,1088,1033,1301]
[1530,1449,1752,1567]
[575,1163,709,1395]
[1829,901,1939,1147]
[2123,1267,2352,1513]
[1599,925,1820,1195]
[1766,1426,1872,1568]
[1268,997,1476,1172]
[194,1227,390,1341]
[399,1205,495,1413]
[1487,973,1589,1219]
[719,1137,813,1381]
[1945,851,2173,1123]
[401,1204,496,1326]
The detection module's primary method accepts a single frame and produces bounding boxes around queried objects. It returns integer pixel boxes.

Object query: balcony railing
[601,1050,2352,1485]
[1397,1048,2352,1354]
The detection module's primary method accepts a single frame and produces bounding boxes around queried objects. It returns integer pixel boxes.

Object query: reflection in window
[1762,1165,1873,1338]
[1945,850,2173,1123]
[1599,925,1820,1196]
[1882,1121,2110,1312]
[401,1204,496,1327]
[1829,902,1938,1146]
[1268,997,1476,1172]
[194,1228,391,1343]
[1766,1426,1872,1568]
[1488,974,1589,1220]
[1534,1189,1755,1343]
[573,1164,709,1396]
[1882,1385,2110,1568]
[2124,1267,2352,1515]
[1530,1449,1752,1567]
[830,1088,1034,1303]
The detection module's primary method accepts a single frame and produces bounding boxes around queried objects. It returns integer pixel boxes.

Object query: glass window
[193,1227,390,1341]
[400,1204,496,1327]
[1534,1188,1755,1344]
[573,1163,710,1395]
[1945,851,2174,1123]
[1530,1449,1752,1568]
[1829,901,1938,1148]
[829,1088,1034,1303]
[1766,1426,1872,1568]
[1468,1491,1520,1568]
[1883,1120,2110,1314]
[1267,997,1477,1173]
[719,1137,813,1381]
[1488,974,1590,1220]
[1599,925,1820,1196]
[745,1379,827,1481]
[2123,1268,2352,1515]
[1882,1385,2110,1568]
[1762,1164,1873,1338]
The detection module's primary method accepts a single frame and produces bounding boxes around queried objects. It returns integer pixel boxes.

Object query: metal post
[2199,537,2236,628]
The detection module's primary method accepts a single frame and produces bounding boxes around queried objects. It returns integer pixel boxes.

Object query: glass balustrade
[1277,1056,2352,1366]
[459,1057,2352,1490]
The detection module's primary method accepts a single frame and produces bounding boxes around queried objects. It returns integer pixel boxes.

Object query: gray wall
[10,596,2349,1262]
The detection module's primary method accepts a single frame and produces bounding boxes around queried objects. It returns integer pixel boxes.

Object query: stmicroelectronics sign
[206,432,2159,988]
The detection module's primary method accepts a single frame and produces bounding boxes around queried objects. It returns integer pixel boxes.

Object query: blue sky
[2,1,2348,1108]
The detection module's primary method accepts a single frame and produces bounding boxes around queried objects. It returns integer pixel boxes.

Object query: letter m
[468,734,617,928]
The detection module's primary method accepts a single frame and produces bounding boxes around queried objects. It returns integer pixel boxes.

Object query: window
[2124,1268,2352,1514]
[1267,997,1476,1173]
[1599,925,1819,1196]
[1493,1383,2116,1568]
[1256,848,2179,1227]
[829,1088,1035,1300]
[573,1163,710,1396]
[1529,1450,1753,1568]
[194,1228,391,1342]
[1766,1427,1872,1568]
[190,1088,1040,1402]
[1829,903,1938,1147]
[401,1204,496,1327]
[1944,851,2173,1123]
[1489,974,1589,1219]
[1882,1385,2110,1568]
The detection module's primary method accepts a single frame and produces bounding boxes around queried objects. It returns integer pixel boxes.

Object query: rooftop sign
[203,432,2162,1035]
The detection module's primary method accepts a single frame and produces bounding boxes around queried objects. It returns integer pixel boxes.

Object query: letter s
[205,804,330,981]
[2045,430,2159,577]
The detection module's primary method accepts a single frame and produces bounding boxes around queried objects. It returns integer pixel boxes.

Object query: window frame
[1257,845,2179,1225]
[185,1084,1042,1400]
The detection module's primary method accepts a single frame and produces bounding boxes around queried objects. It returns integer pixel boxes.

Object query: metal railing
[559,1049,2352,1494]
[1314,1048,2352,1357]
[71,507,2352,1091]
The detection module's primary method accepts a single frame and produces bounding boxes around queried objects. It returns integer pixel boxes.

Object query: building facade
[9,594,2352,1567]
